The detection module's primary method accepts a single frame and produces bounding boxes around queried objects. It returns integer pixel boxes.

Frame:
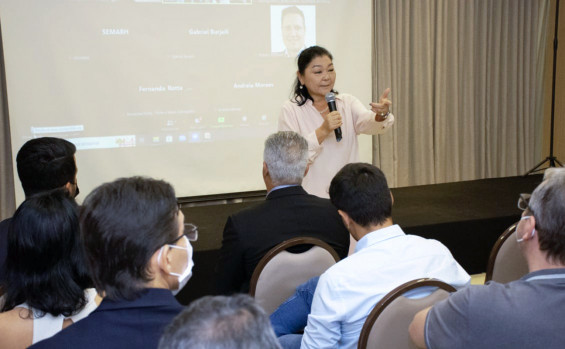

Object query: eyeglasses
[175,204,198,242]
[168,223,199,245]
[517,193,531,211]
[184,223,198,241]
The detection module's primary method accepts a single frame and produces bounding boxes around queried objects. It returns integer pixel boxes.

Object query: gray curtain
[372,0,550,188]
[0,21,15,221]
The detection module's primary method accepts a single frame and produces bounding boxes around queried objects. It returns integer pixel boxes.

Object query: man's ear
[304,163,310,177]
[337,210,351,230]
[155,245,173,274]
[522,216,537,242]
[263,162,269,178]
[64,181,73,194]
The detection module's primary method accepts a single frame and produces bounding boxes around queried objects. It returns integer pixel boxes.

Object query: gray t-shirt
[425,268,565,349]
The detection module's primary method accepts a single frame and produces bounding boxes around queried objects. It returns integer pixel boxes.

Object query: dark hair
[281,6,305,26]
[329,163,392,227]
[16,137,77,197]
[159,294,281,349]
[1,189,91,317]
[292,45,337,106]
[527,168,565,264]
[80,176,179,301]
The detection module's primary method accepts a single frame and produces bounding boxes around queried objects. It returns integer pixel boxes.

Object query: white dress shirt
[301,225,470,349]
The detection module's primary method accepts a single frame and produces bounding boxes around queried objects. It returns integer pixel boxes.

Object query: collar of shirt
[354,224,405,254]
[96,288,181,312]
[304,94,343,108]
[266,184,299,197]
[522,267,565,282]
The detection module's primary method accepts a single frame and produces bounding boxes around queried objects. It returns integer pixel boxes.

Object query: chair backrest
[485,222,529,283]
[249,237,339,314]
[357,278,456,349]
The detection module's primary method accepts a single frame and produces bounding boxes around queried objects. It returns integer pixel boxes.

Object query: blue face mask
[517,216,535,243]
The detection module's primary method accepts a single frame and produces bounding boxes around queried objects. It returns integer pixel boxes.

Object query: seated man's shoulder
[404,234,455,254]
[426,278,565,349]
[297,192,340,211]
[232,191,335,219]
[432,273,565,316]
[225,195,283,223]
[230,201,268,219]
[30,319,89,348]
[318,251,362,281]
[433,280,527,319]
[0,217,10,233]
[303,193,334,205]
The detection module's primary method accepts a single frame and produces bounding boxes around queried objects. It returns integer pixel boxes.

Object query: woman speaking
[278,46,394,198]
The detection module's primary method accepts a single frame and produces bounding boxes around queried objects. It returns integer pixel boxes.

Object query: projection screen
[1,0,372,203]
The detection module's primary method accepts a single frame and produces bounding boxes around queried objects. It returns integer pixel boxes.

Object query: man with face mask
[0,137,79,287]
[31,177,193,349]
[409,168,565,349]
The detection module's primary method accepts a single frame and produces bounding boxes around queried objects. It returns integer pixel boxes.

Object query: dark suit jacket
[216,186,349,294]
[30,288,183,349]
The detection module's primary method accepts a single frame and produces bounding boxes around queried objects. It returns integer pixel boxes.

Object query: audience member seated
[0,190,98,348]
[159,294,281,349]
[31,177,194,349]
[0,137,80,285]
[409,167,565,349]
[272,163,470,349]
[216,131,349,294]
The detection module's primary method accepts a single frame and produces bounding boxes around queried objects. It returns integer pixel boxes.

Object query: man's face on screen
[282,13,305,56]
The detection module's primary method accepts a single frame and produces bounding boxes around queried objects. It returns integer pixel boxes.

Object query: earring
[299,84,303,90]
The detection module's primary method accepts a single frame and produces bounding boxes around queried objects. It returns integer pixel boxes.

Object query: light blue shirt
[266,184,299,197]
[300,224,471,349]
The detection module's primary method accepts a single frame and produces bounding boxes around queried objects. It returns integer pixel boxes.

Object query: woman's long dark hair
[292,45,338,106]
[1,189,92,317]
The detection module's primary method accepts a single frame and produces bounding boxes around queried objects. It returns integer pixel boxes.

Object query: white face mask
[158,236,194,295]
[517,216,535,243]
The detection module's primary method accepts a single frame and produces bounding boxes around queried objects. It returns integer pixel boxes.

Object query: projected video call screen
[1,0,371,201]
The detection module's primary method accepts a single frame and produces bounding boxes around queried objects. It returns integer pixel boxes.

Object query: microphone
[325,92,342,142]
